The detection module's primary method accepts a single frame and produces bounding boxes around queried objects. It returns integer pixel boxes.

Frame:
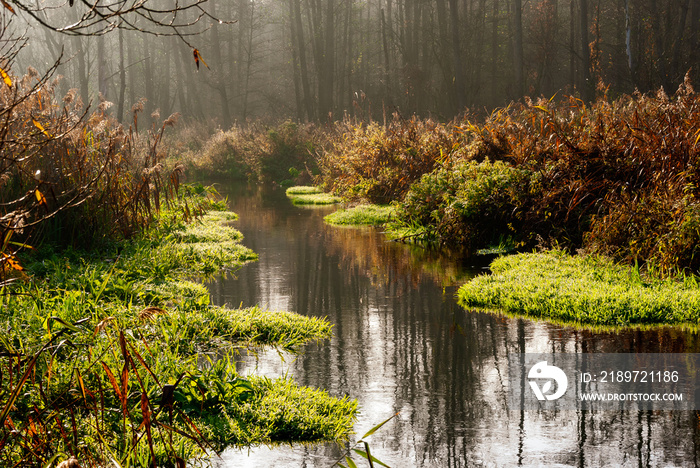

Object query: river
[208,182,700,467]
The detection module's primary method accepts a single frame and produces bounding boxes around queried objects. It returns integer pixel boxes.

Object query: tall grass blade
[360,412,398,440]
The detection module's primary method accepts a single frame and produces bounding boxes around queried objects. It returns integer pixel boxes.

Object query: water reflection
[208,183,700,467]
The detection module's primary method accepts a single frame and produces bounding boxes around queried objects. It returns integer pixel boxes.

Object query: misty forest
[5,0,700,466]
[9,0,700,123]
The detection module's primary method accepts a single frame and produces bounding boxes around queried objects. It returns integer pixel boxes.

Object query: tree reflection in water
[209,183,700,468]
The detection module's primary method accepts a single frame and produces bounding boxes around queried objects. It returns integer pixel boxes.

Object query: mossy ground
[324,204,395,226]
[2,203,356,466]
[458,250,700,327]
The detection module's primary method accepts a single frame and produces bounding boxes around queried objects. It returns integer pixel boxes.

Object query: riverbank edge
[458,250,700,328]
[2,202,358,466]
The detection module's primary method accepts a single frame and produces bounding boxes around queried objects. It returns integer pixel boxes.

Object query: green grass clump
[164,306,333,354]
[201,376,358,449]
[1,202,355,467]
[286,185,323,195]
[324,204,395,226]
[286,190,341,205]
[458,250,700,327]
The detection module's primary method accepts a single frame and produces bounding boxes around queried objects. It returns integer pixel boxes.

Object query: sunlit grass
[286,185,323,195]
[458,250,700,326]
[1,203,356,466]
[324,204,395,226]
[286,187,341,205]
[200,377,358,448]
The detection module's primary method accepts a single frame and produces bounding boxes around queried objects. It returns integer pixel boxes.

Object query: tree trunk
[97,35,109,102]
[449,0,467,111]
[117,29,127,122]
[317,0,335,119]
[143,37,155,122]
[649,0,668,90]
[296,0,315,120]
[491,0,500,106]
[690,0,700,84]
[579,0,592,101]
[512,0,524,99]
[209,0,232,128]
[72,36,89,106]
[671,0,691,87]
[625,0,633,81]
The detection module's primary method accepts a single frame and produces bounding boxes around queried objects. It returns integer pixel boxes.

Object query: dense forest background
[7,0,700,125]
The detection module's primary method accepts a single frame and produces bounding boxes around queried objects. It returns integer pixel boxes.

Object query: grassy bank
[458,251,700,327]
[1,200,356,467]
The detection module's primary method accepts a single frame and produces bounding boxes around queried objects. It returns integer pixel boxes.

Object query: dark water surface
[209,183,700,468]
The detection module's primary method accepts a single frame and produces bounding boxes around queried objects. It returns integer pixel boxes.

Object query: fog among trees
[5,0,700,125]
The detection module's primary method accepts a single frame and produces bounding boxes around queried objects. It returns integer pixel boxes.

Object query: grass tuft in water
[458,250,700,327]
[324,204,395,226]
[286,186,323,195]
[286,186,341,205]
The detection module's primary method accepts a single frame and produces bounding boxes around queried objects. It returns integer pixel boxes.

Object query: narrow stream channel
[208,182,700,467]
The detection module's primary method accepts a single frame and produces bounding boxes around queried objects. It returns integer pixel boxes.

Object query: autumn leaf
[35,189,47,206]
[1,0,14,14]
[0,67,11,87]
[193,49,209,70]
[32,118,51,138]
[1,253,23,271]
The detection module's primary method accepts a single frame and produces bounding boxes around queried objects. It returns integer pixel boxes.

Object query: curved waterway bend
[209,183,700,467]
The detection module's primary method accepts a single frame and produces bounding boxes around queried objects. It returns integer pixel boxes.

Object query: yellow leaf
[1,253,23,271]
[35,189,47,206]
[0,67,11,87]
[193,49,209,70]
[32,118,51,138]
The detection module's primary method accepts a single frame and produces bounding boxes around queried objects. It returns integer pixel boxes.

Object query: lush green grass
[199,376,357,450]
[324,204,395,226]
[286,187,341,205]
[1,202,355,466]
[458,250,700,327]
[286,185,323,195]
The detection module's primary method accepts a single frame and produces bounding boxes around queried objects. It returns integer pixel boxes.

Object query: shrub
[391,159,533,250]
[318,115,469,203]
[177,120,321,185]
[0,67,182,285]
[455,76,700,273]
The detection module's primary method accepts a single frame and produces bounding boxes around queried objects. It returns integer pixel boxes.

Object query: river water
[208,183,700,467]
